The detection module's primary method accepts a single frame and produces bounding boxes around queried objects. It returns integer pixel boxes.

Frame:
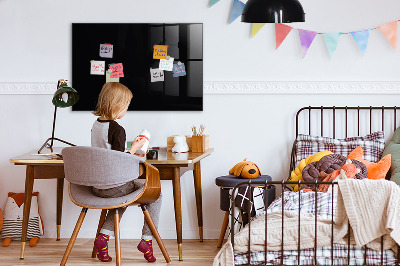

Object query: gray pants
[92,180,162,240]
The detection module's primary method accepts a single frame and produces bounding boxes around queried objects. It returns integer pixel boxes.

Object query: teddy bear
[1,192,44,247]
[172,135,189,153]
[229,159,261,179]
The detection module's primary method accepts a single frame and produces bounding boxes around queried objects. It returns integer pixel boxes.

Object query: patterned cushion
[295,131,385,166]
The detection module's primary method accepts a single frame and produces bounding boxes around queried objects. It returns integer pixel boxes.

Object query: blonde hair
[93,82,133,120]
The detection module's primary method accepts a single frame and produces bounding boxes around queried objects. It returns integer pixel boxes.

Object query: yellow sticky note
[153,45,169,59]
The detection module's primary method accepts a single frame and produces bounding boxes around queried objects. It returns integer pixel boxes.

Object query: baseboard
[1,81,400,95]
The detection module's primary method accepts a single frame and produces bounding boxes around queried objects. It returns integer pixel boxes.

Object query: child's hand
[134,148,149,157]
[128,137,147,154]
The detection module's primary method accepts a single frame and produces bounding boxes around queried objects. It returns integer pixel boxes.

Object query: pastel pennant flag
[275,23,293,49]
[251,23,266,38]
[351,29,370,55]
[378,21,398,50]
[229,0,245,24]
[323,33,341,58]
[298,29,317,58]
[209,0,220,7]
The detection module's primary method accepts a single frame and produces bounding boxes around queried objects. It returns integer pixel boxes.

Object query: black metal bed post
[331,182,334,265]
[314,180,318,266]
[264,180,268,266]
[247,180,252,264]
[298,180,301,266]
[281,181,285,266]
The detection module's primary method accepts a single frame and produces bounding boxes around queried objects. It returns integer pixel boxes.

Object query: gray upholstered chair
[60,146,171,265]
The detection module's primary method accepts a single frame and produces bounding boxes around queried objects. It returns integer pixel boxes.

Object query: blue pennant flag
[229,0,245,24]
[323,33,341,58]
[351,29,371,55]
[209,0,221,7]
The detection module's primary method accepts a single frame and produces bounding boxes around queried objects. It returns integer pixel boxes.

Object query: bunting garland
[208,2,399,58]
[229,0,245,24]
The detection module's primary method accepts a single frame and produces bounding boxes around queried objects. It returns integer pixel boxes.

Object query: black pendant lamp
[242,0,305,23]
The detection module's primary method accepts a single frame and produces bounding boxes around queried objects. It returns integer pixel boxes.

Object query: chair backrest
[62,146,145,187]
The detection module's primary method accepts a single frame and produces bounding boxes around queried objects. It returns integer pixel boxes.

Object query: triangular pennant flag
[275,23,293,49]
[378,21,398,50]
[209,0,220,7]
[251,23,266,38]
[298,29,317,58]
[351,29,370,55]
[323,33,341,58]
[229,0,245,24]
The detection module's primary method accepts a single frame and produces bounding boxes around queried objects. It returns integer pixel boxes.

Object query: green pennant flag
[209,0,220,7]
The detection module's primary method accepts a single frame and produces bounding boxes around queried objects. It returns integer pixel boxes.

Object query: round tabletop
[215,175,272,188]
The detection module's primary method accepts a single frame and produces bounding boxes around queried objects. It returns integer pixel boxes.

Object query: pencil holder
[191,135,209,153]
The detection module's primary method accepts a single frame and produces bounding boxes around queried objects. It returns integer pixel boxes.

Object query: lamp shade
[52,84,79,108]
[241,0,305,23]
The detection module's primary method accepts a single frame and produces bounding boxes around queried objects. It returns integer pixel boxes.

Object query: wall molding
[1,81,400,95]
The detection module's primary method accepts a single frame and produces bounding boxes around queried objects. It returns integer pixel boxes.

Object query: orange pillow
[347,146,391,180]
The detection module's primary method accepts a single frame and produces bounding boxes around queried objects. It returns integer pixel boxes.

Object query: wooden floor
[0,239,221,265]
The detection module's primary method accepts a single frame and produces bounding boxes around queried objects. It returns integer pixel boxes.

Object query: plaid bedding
[234,191,397,265]
[294,131,385,166]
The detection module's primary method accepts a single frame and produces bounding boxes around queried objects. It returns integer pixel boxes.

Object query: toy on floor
[1,192,44,247]
[229,159,261,179]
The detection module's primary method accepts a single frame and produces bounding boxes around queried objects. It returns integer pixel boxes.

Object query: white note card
[150,68,164,82]
[159,57,174,71]
[90,60,105,75]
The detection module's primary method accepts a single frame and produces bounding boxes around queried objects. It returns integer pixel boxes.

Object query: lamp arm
[50,105,58,148]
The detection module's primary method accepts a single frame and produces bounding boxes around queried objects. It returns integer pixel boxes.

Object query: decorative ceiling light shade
[241,0,305,23]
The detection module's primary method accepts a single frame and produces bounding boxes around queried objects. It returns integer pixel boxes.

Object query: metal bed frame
[230,106,400,266]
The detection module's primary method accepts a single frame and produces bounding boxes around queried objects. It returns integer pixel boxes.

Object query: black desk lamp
[38,79,79,154]
[241,0,305,23]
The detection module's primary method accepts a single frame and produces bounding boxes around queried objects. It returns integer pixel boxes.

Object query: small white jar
[135,129,150,154]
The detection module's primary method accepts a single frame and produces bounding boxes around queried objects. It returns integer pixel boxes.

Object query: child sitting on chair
[91,82,162,263]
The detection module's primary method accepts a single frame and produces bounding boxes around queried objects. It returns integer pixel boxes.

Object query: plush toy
[317,160,360,193]
[1,192,44,247]
[348,146,391,180]
[172,135,189,153]
[289,150,333,191]
[229,159,261,179]
[0,208,3,232]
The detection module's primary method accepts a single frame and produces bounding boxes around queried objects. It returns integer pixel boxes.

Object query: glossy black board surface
[72,23,203,111]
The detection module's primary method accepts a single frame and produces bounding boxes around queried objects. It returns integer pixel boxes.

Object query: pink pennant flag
[298,29,317,58]
[378,21,398,50]
[275,23,293,49]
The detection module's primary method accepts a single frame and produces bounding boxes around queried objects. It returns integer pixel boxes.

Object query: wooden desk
[10,147,213,261]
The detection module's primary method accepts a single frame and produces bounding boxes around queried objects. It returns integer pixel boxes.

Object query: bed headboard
[290,106,400,179]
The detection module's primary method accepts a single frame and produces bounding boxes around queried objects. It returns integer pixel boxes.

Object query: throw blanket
[214,179,400,266]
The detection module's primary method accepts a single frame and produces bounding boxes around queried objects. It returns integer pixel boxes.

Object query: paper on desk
[90,60,105,75]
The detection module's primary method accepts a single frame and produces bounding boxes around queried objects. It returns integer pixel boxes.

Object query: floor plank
[0,239,221,265]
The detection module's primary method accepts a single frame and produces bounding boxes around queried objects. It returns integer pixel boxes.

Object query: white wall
[1,0,400,240]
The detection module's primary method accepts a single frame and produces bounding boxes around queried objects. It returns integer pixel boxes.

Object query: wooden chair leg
[91,209,108,258]
[60,208,88,266]
[114,210,121,266]
[141,205,171,263]
[217,211,230,248]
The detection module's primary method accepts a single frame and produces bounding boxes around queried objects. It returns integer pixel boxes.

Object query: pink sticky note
[109,63,124,78]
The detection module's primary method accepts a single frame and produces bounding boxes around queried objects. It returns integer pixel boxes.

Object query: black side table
[215,175,275,248]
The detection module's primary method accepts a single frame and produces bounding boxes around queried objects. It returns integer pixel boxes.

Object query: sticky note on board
[90,60,105,75]
[109,63,124,78]
[159,57,174,71]
[153,45,169,59]
[150,68,164,82]
[100,44,113,58]
[106,72,120,82]
[172,63,186,77]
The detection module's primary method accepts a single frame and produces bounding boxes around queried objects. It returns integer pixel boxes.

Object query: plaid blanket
[234,191,397,265]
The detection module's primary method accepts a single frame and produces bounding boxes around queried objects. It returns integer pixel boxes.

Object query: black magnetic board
[72,23,203,111]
